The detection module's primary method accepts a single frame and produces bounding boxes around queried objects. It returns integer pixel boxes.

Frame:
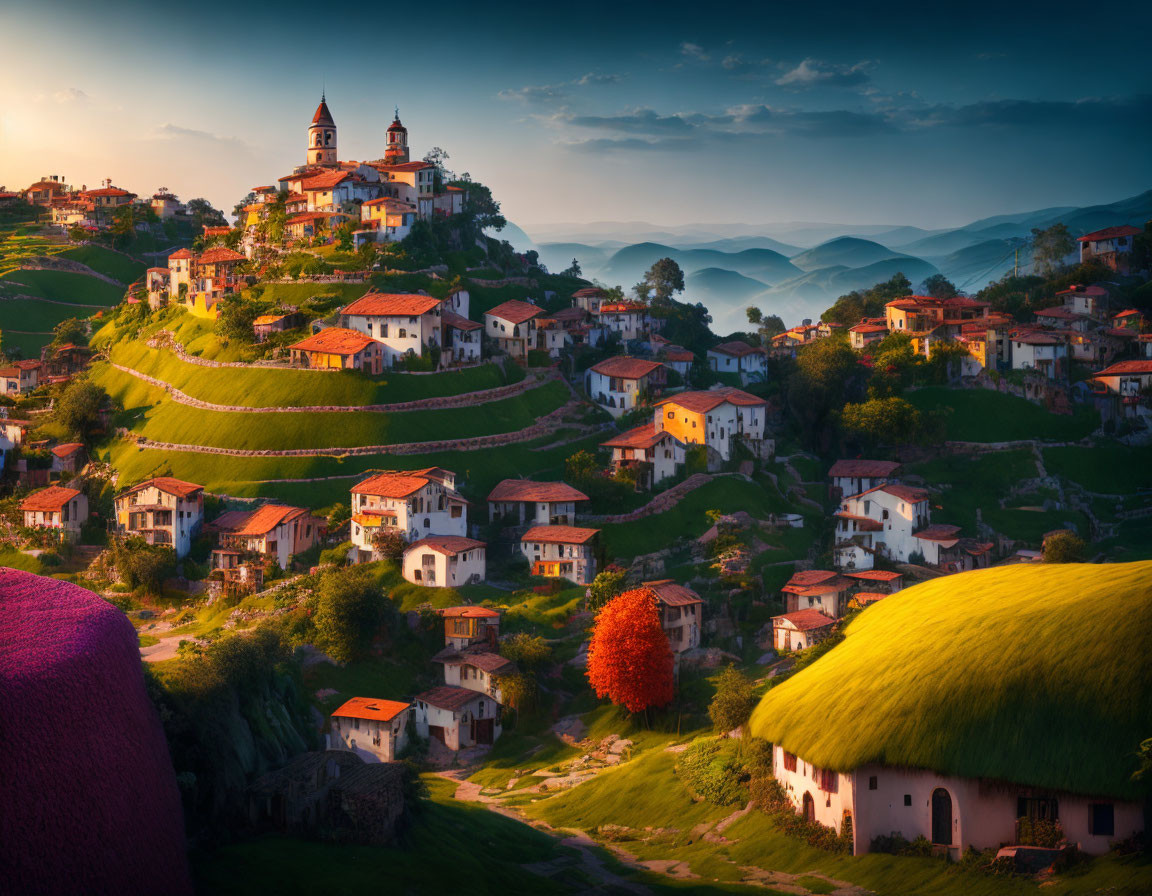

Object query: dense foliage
[586,589,674,714]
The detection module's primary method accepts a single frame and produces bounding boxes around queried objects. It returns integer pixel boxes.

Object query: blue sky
[2,0,1150,234]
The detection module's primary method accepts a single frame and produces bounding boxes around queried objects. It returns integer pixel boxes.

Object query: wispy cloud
[499,72,623,106]
[775,58,872,89]
[52,87,89,105]
[577,72,622,86]
[153,124,252,153]
[679,41,710,62]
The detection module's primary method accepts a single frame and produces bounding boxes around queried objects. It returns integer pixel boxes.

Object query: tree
[1044,531,1086,564]
[709,665,757,736]
[746,307,763,326]
[423,147,454,186]
[821,273,912,326]
[232,192,256,219]
[186,198,226,228]
[565,449,598,482]
[923,274,958,299]
[450,176,505,232]
[561,258,582,278]
[642,258,685,307]
[500,633,552,672]
[839,396,923,448]
[313,567,387,663]
[587,565,628,613]
[371,528,407,562]
[586,589,675,715]
[109,537,176,595]
[54,379,108,442]
[215,296,258,343]
[51,317,88,348]
[1031,223,1075,276]
[495,672,536,712]
[758,314,786,338]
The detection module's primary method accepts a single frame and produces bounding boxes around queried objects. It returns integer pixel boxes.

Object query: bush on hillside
[675,739,751,807]
[709,665,758,735]
[311,566,391,663]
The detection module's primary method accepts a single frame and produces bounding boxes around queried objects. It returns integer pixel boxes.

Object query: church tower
[307,95,338,167]
[384,109,409,164]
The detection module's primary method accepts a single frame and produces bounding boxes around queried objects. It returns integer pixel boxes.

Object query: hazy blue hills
[789,236,920,273]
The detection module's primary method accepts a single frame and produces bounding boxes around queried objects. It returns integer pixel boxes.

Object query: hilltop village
[1,96,1151,896]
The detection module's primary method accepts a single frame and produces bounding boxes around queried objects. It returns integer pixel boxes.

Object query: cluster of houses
[18,175,198,233]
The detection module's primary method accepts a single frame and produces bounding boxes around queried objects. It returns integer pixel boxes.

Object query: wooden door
[428,725,446,745]
[474,718,495,745]
[931,788,952,845]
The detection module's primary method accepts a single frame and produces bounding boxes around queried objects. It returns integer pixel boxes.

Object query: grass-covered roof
[750,561,1152,801]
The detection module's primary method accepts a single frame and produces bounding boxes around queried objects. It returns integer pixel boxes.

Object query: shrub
[709,665,757,735]
[1016,816,1064,848]
[675,740,751,807]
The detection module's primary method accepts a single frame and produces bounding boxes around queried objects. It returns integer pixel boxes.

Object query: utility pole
[1014,247,1019,278]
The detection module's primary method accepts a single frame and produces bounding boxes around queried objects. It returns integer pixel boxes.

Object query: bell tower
[307,95,338,167]
[384,108,409,164]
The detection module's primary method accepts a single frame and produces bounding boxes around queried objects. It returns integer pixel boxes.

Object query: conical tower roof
[312,96,335,127]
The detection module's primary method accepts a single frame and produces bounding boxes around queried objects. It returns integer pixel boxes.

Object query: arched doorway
[931,788,953,845]
[802,792,815,822]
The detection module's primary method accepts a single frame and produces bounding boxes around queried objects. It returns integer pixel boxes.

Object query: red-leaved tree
[586,588,674,714]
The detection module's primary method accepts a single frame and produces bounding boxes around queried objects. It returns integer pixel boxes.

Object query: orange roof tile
[197,246,246,264]
[487,480,589,504]
[301,170,351,191]
[342,292,441,317]
[352,471,435,499]
[589,356,664,380]
[1095,360,1152,377]
[710,340,764,357]
[774,609,835,631]
[642,579,702,606]
[289,327,376,356]
[215,504,307,537]
[657,387,765,414]
[844,569,903,582]
[20,486,82,513]
[440,606,501,618]
[332,696,409,722]
[521,525,599,545]
[486,300,540,325]
[121,477,203,499]
[49,443,84,458]
[405,536,486,556]
[601,421,673,450]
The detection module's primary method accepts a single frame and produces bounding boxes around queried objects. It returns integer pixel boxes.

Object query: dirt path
[106,358,557,413]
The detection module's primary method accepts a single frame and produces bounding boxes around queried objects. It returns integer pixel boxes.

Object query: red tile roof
[602,421,673,450]
[487,479,589,504]
[376,161,434,173]
[122,477,203,499]
[845,569,903,582]
[850,322,889,334]
[167,248,194,260]
[642,579,702,606]
[657,387,766,414]
[82,187,134,198]
[440,606,501,619]
[301,170,350,191]
[599,301,648,314]
[660,345,695,362]
[406,536,486,557]
[785,570,840,588]
[1055,284,1108,297]
[20,486,82,513]
[352,470,436,499]
[289,327,376,356]
[853,592,888,606]
[342,292,441,317]
[215,504,307,537]
[1113,309,1143,319]
[1077,225,1140,242]
[589,356,664,380]
[332,696,409,723]
[1095,360,1152,377]
[774,609,835,631]
[710,340,764,357]
[486,300,540,325]
[834,512,883,531]
[572,287,606,298]
[913,524,962,541]
[415,685,484,712]
[521,525,599,545]
[50,443,84,458]
[863,482,929,503]
[829,459,901,479]
[196,246,246,264]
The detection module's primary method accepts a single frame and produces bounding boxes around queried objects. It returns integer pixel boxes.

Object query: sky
[2,0,1150,237]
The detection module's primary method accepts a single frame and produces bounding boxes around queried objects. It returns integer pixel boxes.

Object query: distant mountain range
[496,188,1152,332]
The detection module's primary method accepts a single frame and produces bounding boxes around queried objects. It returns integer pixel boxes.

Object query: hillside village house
[440,606,501,650]
[328,697,411,763]
[1077,225,1141,274]
[707,341,767,381]
[781,570,854,618]
[772,609,836,652]
[1034,305,1091,332]
[350,468,466,560]
[884,295,992,336]
[520,525,599,585]
[772,743,1144,858]
[595,301,649,341]
[835,483,931,564]
[24,176,70,205]
[210,504,325,571]
[0,418,31,469]
[0,360,41,394]
[1092,359,1152,422]
[487,479,589,526]
[151,189,185,219]
[769,327,810,358]
[572,287,607,314]
[828,459,901,499]
[358,198,417,243]
[252,310,303,342]
[113,477,205,558]
[655,387,771,463]
[19,486,88,539]
[1010,330,1069,379]
[443,312,482,365]
[401,536,486,587]
[585,357,665,418]
[1056,284,1109,317]
[432,645,514,704]
[602,422,685,490]
[484,300,540,359]
[339,293,443,367]
[50,442,86,476]
[289,327,383,373]
[912,524,994,573]
[849,319,889,349]
[844,569,904,593]
[414,685,501,750]
[641,579,703,654]
[657,343,695,377]
[163,246,247,318]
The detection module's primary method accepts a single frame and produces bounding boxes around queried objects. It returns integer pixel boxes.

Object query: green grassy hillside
[93,363,570,451]
[105,340,517,407]
[750,561,1152,800]
[0,268,125,305]
[58,245,146,284]
[906,387,1099,442]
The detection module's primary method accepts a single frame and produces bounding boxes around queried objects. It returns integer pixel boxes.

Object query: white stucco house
[340,292,443,367]
[771,609,836,652]
[707,341,767,381]
[401,536,486,587]
[835,483,931,564]
[485,300,540,359]
[520,525,599,585]
[654,387,771,462]
[601,422,685,490]
[585,356,665,418]
[487,479,589,526]
[350,468,466,561]
[414,685,501,749]
[1010,331,1069,379]
[113,477,205,559]
[328,697,411,763]
[19,485,88,539]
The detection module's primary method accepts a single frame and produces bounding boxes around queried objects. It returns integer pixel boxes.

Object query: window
[399,328,407,338]
[903,794,912,807]
[367,322,373,335]
[869,776,878,791]
[1088,803,1114,836]
[382,324,389,338]
[782,751,797,772]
